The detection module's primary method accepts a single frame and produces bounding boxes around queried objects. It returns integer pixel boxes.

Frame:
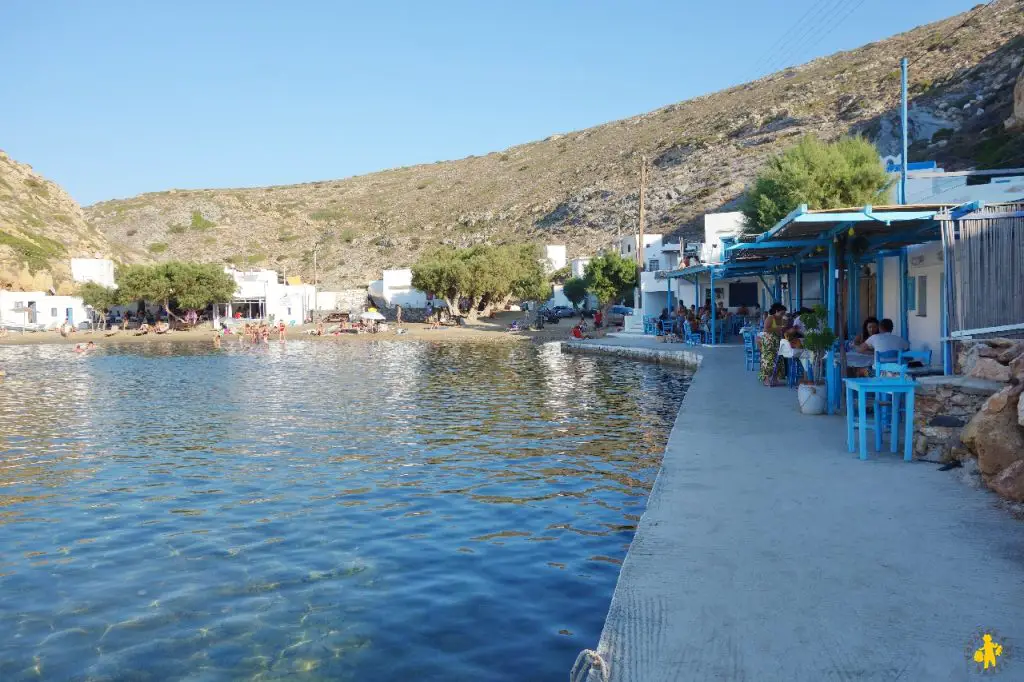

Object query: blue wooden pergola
[663,203,972,412]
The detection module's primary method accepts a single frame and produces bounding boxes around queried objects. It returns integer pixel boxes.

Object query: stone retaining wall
[913,376,1003,462]
[561,341,702,368]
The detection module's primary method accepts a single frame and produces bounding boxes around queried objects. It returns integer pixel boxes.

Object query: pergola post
[710,268,717,345]
[899,249,910,341]
[875,255,884,318]
[794,262,803,310]
[941,232,953,375]
[827,241,838,414]
[667,278,673,321]
[846,250,857,336]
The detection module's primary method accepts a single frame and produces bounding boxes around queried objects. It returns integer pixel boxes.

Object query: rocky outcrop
[960,338,1024,383]
[961,383,1024,476]
[0,150,113,292]
[914,376,1003,462]
[1004,65,1024,131]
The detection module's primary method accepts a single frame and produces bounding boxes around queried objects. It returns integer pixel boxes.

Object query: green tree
[115,262,237,321]
[77,282,123,329]
[411,247,467,316]
[548,264,571,284]
[583,252,638,312]
[741,135,892,234]
[411,243,551,321]
[562,277,588,311]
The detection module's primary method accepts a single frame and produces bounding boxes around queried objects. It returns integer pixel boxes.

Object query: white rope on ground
[570,649,609,682]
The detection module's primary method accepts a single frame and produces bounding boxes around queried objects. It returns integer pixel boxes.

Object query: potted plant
[796,304,836,415]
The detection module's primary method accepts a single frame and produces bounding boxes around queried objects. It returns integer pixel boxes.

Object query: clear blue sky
[0,0,980,206]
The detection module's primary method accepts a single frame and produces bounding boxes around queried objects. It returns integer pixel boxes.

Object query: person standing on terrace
[759,303,787,385]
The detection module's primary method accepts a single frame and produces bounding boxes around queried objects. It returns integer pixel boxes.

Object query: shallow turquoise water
[0,340,689,681]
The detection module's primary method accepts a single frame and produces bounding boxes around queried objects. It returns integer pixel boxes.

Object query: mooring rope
[570,649,609,682]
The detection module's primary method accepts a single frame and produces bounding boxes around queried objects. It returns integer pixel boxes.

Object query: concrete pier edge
[561,337,1024,682]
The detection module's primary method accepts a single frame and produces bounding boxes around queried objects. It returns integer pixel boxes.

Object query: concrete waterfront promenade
[563,337,1024,681]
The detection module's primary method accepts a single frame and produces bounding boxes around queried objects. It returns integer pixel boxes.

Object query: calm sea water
[0,340,689,681]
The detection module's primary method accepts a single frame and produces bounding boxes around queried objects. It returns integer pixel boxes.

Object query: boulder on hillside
[961,383,1024,475]
[968,356,1012,383]
[990,460,1024,502]
[1004,65,1024,131]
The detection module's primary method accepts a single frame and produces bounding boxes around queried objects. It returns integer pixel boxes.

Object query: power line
[763,0,848,75]
[792,0,869,69]
[750,0,831,80]
[907,0,996,68]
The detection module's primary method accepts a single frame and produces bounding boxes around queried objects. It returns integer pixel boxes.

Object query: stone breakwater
[561,340,702,368]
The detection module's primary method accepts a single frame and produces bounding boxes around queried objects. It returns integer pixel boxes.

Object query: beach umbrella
[360,311,386,321]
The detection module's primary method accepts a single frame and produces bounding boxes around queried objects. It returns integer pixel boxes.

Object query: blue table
[843,377,916,461]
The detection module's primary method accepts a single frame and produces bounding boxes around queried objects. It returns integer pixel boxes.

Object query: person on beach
[213,333,222,349]
[395,304,403,327]
[277,320,287,341]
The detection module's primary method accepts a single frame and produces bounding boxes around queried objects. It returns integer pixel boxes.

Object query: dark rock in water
[938,461,963,471]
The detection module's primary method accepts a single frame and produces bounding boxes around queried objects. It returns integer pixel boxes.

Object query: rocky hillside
[86,0,1024,288]
[0,151,114,293]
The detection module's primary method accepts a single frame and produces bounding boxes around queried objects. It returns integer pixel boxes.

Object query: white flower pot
[798,384,826,415]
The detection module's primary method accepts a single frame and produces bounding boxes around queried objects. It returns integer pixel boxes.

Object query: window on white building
[51,308,58,317]
[648,258,660,271]
[916,275,927,317]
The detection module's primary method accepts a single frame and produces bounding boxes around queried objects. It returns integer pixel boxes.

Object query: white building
[368,268,428,309]
[71,258,116,288]
[543,245,567,274]
[569,257,590,279]
[219,268,315,325]
[0,291,89,329]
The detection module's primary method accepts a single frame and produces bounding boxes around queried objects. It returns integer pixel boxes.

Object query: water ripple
[0,340,689,681]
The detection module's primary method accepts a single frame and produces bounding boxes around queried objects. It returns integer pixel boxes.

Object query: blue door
[66,307,74,325]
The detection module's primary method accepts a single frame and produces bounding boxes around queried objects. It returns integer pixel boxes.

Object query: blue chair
[786,356,805,388]
[685,325,703,346]
[742,331,760,370]
[874,349,900,365]
[870,359,910,438]
[642,316,658,335]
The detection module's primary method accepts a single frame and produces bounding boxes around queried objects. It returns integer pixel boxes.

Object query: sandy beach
[0,312,618,348]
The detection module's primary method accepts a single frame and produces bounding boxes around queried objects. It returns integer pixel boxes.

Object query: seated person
[570,324,591,340]
[854,317,880,345]
[154,322,170,334]
[135,323,150,335]
[858,318,909,355]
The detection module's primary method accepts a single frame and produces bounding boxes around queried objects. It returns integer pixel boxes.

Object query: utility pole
[635,156,648,311]
[312,243,320,317]
[900,56,909,206]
